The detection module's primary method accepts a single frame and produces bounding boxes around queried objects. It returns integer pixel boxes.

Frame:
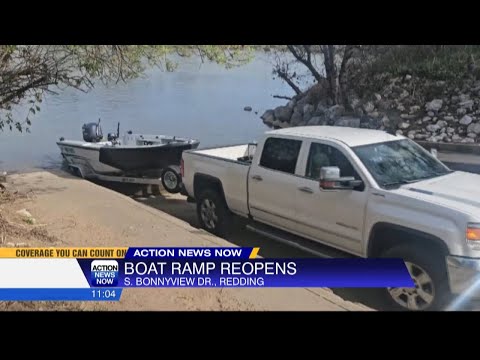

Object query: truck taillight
[180,158,184,178]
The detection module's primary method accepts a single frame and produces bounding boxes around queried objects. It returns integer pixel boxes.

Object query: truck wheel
[161,167,182,194]
[196,189,232,237]
[380,245,450,311]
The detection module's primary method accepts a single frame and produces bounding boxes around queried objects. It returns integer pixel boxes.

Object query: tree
[272,45,359,106]
[0,45,253,132]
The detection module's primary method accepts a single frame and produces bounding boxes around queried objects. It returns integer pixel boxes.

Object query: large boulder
[460,115,473,125]
[261,110,275,126]
[325,105,345,123]
[425,99,443,112]
[274,106,293,122]
[290,109,303,126]
[335,117,361,128]
[467,122,480,134]
[307,116,326,126]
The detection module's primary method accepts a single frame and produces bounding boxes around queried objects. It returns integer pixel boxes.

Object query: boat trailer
[66,160,183,194]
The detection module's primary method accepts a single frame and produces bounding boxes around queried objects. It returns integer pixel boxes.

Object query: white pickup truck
[180,126,480,311]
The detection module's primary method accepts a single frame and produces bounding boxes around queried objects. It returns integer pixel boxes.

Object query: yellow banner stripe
[0,247,128,258]
[249,247,260,259]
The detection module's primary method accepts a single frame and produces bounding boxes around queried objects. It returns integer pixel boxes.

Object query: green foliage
[364,45,480,82]
[0,45,253,132]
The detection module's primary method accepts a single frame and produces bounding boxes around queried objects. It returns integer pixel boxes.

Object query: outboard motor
[82,119,103,142]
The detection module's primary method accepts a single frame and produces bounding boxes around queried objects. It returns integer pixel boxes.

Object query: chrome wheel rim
[200,199,218,230]
[163,171,178,190]
[388,261,435,310]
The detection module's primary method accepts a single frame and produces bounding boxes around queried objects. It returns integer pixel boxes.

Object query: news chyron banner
[0,247,414,301]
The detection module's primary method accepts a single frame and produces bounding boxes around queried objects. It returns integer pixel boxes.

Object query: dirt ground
[0,171,370,311]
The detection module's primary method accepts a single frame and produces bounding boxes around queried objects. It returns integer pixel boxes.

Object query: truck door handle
[298,186,313,194]
[251,175,263,181]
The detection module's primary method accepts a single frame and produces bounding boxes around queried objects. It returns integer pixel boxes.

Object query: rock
[398,122,410,129]
[303,113,313,125]
[279,121,290,129]
[445,137,452,143]
[363,102,375,114]
[314,103,327,116]
[460,94,470,102]
[325,105,345,122]
[415,134,428,140]
[460,115,473,125]
[272,119,282,128]
[400,90,409,99]
[360,116,381,129]
[371,111,379,118]
[16,209,32,218]
[287,100,296,109]
[274,106,293,122]
[397,104,406,112]
[426,99,443,112]
[396,130,404,136]
[0,171,6,183]
[428,111,435,117]
[303,104,315,116]
[261,110,275,126]
[440,127,446,133]
[408,134,415,139]
[436,120,447,128]
[460,100,474,110]
[244,106,252,112]
[335,117,361,128]
[426,124,440,133]
[350,97,361,109]
[405,74,412,80]
[354,107,365,117]
[433,117,438,122]
[307,116,324,126]
[408,130,416,136]
[381,116,390,127]
[452,134,463,142]
[409,105,421,113]
[462,138,475,143]
[426,136,437,142]
[444,116,455,121]
[422,116,432,123]
[468,133,477,138]
[447,127,455,134]
[451,95,460,103]
[400,114,415,120]
[290,110,303,126]
[467,122,480,134]
[374,93,382,101]
[457,107,467,115]
[416,120,422,125]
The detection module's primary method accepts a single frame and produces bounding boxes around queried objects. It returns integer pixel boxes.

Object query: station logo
[91,260,119,287]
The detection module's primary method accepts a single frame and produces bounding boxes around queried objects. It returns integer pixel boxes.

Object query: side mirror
[319,166,363,190]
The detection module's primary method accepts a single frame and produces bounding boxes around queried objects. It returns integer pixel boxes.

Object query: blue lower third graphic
[0,288,123,301]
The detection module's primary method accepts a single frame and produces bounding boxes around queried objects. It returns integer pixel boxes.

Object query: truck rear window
[259,137,302,174]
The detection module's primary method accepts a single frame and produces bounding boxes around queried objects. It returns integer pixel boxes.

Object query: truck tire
[161,167,182,194]
[380,244,451,311]
[196,189,232,237]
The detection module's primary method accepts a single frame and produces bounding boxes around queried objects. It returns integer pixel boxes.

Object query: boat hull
[57,141,122,175]
[99,141,199,173]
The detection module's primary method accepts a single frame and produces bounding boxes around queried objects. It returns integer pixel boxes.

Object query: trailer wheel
[161,167,182,194]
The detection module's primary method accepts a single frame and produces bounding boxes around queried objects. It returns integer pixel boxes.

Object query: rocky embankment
[262,75,480,144]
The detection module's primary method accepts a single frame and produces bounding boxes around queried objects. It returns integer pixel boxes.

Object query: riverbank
[0,170,370,311]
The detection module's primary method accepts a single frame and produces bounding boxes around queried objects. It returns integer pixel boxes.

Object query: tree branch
[287,45,324,82]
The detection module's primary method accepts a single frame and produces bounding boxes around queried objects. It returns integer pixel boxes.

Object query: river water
[0,53,293,172]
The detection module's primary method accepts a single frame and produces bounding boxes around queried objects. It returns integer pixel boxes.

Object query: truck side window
[306,143,360,181]
[260,137,302,174]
